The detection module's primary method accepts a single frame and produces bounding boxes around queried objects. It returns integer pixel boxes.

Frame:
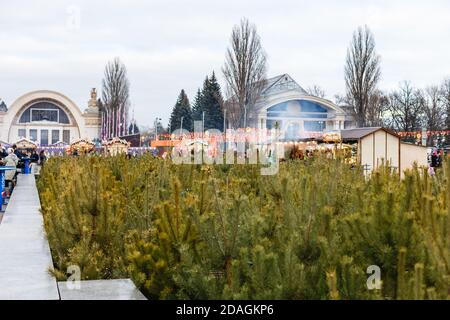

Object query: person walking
[30,150,39,163]
[39,150,47,165]
[29,149,40,174]
[0,144,7,158]
[12,144,24,159]
[431,150,439,168]
[4,148,19,196]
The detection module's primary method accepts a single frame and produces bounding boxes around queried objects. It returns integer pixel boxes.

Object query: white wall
[386,133,400,169]
[360,130,400,171]
[9,124,80,145]
[374,130,386,167]
[400,143,428,176]
[360,133,374,170]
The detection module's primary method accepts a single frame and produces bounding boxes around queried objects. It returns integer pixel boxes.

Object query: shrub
[38,154,450,299]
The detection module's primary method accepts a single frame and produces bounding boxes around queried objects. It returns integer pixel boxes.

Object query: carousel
[68,138,95,155]
[103,137,130,156]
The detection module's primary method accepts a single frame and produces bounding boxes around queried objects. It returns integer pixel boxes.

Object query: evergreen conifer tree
[192,72,224,131]
[169,89,193,133]
[38,152,450,300]
[204,72,224,131]
[192,88,203,122]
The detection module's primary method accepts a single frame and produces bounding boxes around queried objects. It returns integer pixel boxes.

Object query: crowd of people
[0,144,46,197]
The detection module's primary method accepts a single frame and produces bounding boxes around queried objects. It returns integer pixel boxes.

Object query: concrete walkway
[0,173,147,300]
[58,279,146,300]
[0,174,59,299]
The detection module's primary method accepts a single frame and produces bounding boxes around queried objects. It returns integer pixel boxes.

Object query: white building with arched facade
[252,74,355,140]
[0,89,101,146]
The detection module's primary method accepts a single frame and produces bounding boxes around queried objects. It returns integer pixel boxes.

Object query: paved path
[58,279,146,300]
[0,174,147,300]
[0,174,60,299]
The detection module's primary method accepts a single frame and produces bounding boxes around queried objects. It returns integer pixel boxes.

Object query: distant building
[0,89,101,145]
[252,74,355,140]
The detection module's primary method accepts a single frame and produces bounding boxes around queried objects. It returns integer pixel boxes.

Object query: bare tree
[222,18,267,128]
[344,25,381,127]
[366,89,388,127]
[333,94,347,106]
[421,86,445,144]
[441,78,450,129]
[385,81,423,132]
[306,85,326,98]
[101,58,130,138]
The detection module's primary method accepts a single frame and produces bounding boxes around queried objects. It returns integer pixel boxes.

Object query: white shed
[340,127,428,176]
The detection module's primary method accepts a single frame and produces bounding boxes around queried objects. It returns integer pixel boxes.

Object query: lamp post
[202,111,205,134]
[154,117,162,141]
[202,111,206,142]
[180,116,184,139]
[223,109,226,132]
[243,105,247,129]
[202,111,205,157]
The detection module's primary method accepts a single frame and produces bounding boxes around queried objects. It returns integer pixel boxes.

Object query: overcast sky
[1,0,449,126]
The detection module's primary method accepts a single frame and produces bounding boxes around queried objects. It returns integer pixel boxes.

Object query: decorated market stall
[103,137,130,156]
[12,138,38,173]
[14,138,38,153]
[69,138,95,155]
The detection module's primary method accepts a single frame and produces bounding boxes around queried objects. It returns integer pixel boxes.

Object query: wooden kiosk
[69,138,95,155]
[103,137,130,156]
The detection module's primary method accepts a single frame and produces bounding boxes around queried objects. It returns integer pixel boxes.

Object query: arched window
[266,100,328,119]
[266,99,330,132]
[19,102,70,124]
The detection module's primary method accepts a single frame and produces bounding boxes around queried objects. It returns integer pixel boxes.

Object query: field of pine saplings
[37,154,450,299]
